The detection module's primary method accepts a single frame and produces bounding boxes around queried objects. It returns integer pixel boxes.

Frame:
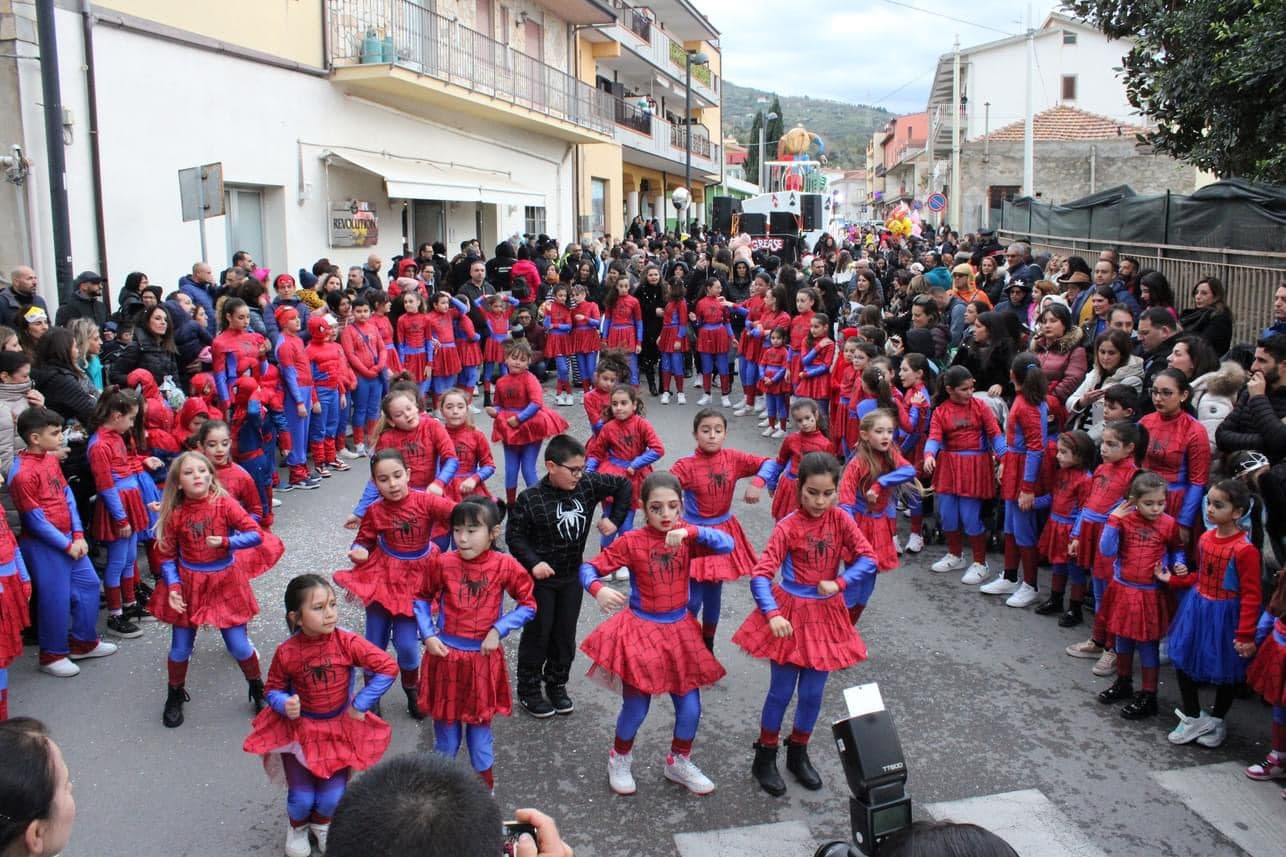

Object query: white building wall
[964,27,1138,139]
[47,15,574,293]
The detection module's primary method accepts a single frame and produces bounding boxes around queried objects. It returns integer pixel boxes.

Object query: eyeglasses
[1148,388,1178,398]
[551,461,585,477]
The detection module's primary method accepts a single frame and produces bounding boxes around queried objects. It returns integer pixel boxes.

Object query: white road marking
[674,820,819,857]
[924,788,1108,857]
[1153,762,1286,857]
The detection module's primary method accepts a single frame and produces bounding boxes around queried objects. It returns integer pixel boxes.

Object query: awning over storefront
[323,149,546,207]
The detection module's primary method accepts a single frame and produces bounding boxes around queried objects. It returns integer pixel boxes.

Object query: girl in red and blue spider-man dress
[475,292,520,404]
[728,275,769,412]
[1095,472,1186,719]
[787,289,818,388]
[830,335,859,456]
[211,297,268,408]
[767,398,835,521]
[149,451,283,728]
[586,384,663,547]
[1139,368,1210,549]
[1246,570,1286,786]
[335,449,456,721]
[691,280,733,400]
[1034,431,1094,626]
[584,355,628,436]
[839,409,916,623]
[415,498,536,789]
[602,278,643,385]
[895,353,933,548]
[794,314,834,411]
[579,472,733,796]
[426,292,464,406]
[758,328,792,436]
[995,355,1049,597]
[439,388,495,502]
[487,340,569,505]
[0,510,31,721]
[569,284,602,393]
[922,366,1005,574]
[670,409,778,650]
[452,301,483,409]
[542,284,575,402]
[397,291,433,398]
[733,451,877,796]
[196,420,265,529]
[243,574,396,857]
[657,282,689,401]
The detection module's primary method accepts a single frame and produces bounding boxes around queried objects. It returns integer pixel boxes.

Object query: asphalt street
[6,384,1281,857]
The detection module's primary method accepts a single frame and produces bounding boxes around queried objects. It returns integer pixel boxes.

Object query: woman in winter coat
[1190,363,1246,458]
[635,264,665,395]
[165,297,212,376]
[32,327,99,515]
[950,311,1019,400]
[110,304,185,391]
[1178,276,1235,357]
[1066,329,1144,440]
[1031,304,1087,401]
[115,271,149,326]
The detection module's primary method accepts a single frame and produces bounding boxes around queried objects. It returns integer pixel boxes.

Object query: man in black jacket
[55,271,109,329]
[0,265,48,328]
[1136,308,1181,415]
[1216,334,1286,464]
[508,435,632,718]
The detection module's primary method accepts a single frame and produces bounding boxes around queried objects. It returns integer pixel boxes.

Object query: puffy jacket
[1033,327,1088,401]
[1066,355,1145,440]
[178,274,217,335]
[165,299,212,368]
[32,363,98,427]
[0,288,48,329]
[1191,363,1247,457]
[0,380,32,476]
[55,291,109,329]
[1215,386,1286,464]
[109,326,183,390]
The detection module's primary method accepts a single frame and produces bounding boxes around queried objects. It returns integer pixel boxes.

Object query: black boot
[163,685,189,728]
[1120,690,1158,720]
[247,678,266,713]
[518,671,554,718]
[752,742,787,796]
[405,687,426,721]
[1058,601,1084,628]
[644,364,659,396]
[483,386,493,408]
[1097,677,1134,704]
[785,740,823,790]
[1034,591,1064,616]
[545,683,574,715]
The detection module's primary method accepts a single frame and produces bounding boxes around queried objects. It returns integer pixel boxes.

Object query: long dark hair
[1010,352,1048,406]
[35,326,81,375]
[0,718,58,852]
[284,573,334,633]
[138,305,179,353]
[934,364,974,406]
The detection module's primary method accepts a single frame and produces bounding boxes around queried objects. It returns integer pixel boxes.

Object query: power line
[866,66,938,109]
[879,0,1018,37]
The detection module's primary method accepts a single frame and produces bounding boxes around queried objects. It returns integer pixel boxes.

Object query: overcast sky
[699,1,1061,115]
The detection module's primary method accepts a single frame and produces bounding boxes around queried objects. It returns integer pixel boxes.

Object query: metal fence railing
[326,0,614,136]
[670,122,714,161]
[998,230,1286,347]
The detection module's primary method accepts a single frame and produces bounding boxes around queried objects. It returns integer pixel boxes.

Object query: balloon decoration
[884,202,913,238]
[776,124,826,192]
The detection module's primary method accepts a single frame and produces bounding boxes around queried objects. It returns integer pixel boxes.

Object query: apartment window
[988,185,1020,209]
[590,178,607,234]
[225,187,265,269]
[524,205,546,236]
[1063,30,1077,45]
[1062,75,1077,101]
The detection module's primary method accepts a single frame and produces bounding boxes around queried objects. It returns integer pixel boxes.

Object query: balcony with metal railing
[325,0,614,143]
[610,94,718,176]
[596,0,718,105]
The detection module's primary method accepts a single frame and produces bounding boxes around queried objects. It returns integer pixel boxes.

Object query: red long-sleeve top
[774,429,834,478]
[371,313,401,373]
[215,460,263,520]
[159,494,260,566]
[788,310,814,353]
[445,423,494,484]
[759,345,790,395]
[397,312,431,352]
[926,398,1002,454]
[306,338,351,392]
[670,448,770,519]
[583,386,611,432]
[750,508,874,619]
[755,310,791,341]
[1082,459,1138,518]
[1049,468,1092,518]
[341,319,388,380]
[1102,508,1183,585]
[585,525,715,612]
[9,449,82,544]
[693,296,728,328]
[265,629,396,715]
[427,307,457,346]
[275,331,314,395]
[586,414,664,471]
[604,295,642,340]
[372,418,457,491]
[1170,528,1262,642]
[1001,395,1047,498]
[353,491,456,556]
[420,550,536,641]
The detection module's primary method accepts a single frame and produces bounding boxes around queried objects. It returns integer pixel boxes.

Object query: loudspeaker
[739,212,766,234]
[711,196,741,233]
[800,193,824,230]
[769,211,797,235]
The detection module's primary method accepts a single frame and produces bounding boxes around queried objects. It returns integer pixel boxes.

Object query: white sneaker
[661,392,671,405]
[676,393,687,405]
[310,822,330,853]
[960,562,991,585]
[755,401,767,413]
[762,427,774,437]
[271,497,283,508]
[757,417,771,427]
[285,822,311,857]
[39,657,80,677]
[697,394,712,406]
[731,398,748,410]
[895,537,904,555]
[664,753,715,795]
[1005,582,1041,607]
[339,447,362,460]
[905,533,924,553]
[69,640,118,660]
[720,395,733,408]
[734,406,749,416]
[979,576,1020,596]
[1168,709,1216,745]
[353,443,368,457]
[930,553,968,573]
[693,375,704,389]
[608,750,637,795]
[613,568,630,581]
[770,428,786,438]
[469,404,482,414]
[1195,717,1226,748]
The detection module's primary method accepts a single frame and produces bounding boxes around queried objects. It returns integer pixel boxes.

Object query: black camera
[814,683,911,857]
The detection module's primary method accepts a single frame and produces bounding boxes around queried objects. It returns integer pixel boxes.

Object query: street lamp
[758,110,778,191]
[684,49,709,234]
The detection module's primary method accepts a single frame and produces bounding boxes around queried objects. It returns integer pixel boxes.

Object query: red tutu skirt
[581,610,726,695]
[490,406,569,447]
[696,326,730,354]
[91,486,150,541]
[238,531,285,580]
[1038,516,1076,565]
[933,451,995,498]
[148,563,259,629]
[732,586,867,670]
[458,339,481,366]
[543,331,572,359]
[244,706,391,780]
[739,332,764,363]
[482,337,507,365]
[402,351,430,383]
[794,373,830,402]
[858,514,899,571]
[571,327,602,354]
[605,327,639,351]
[690,517,757,582]
[770,478,800,522]
[446,473,493,502]
[658,328,688,353]
[433,343,462,377]
[418,645,512,724]
[1247,630,1286,707]
[1076,519,1117,580]
[334,550,433,617]
[1101,579,1169,642]
[0,569,31,666]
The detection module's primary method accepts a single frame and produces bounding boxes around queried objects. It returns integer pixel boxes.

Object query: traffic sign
[927,192,947,212]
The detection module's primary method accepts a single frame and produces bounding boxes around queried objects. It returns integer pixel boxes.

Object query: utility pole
[1022,4,1035,197]
[950,35,961,230]
[35,0,74,302]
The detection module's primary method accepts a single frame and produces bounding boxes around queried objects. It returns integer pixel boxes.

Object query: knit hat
[297,268,318,290]
[274,304,299,328]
